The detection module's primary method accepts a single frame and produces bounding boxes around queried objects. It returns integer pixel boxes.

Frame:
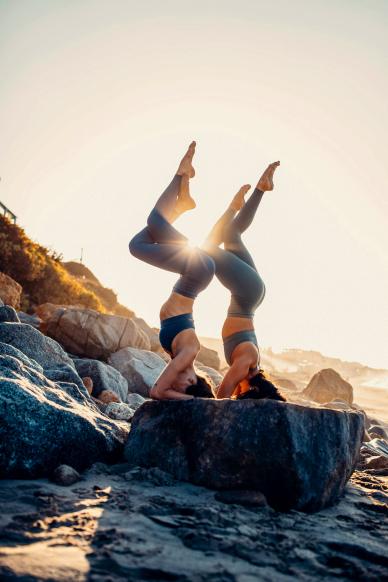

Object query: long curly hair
[186,372,215,398]
[238,369,286,401]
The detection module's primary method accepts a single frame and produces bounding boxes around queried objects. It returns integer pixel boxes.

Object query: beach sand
[0,464,387,581]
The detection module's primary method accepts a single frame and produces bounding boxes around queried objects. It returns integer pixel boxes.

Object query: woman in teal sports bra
[203,161,285,401]
[129,142,215,400]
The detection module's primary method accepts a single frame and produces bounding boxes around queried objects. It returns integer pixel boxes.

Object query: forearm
[216,381,236,399]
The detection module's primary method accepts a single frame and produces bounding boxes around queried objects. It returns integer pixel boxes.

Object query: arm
[216,359,250,399]
[150,347,197,400]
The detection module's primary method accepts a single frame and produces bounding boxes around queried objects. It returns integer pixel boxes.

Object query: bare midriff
[221,316,255,339]
[160,292,195,321]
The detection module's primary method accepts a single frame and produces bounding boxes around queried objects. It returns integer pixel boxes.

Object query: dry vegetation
[0,215,105,312]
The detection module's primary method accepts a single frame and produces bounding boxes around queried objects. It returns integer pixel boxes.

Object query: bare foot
[230,184,251,211]
[257,161,280,191]
[177,141,196,178]
[176,173,196,213]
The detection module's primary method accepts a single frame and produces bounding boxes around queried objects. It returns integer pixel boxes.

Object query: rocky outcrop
[303,368,353,405]
[0,342,128,478]
[72,358,128,401]
[0,272,22,309]
[40,307,150,359]
[0,320,85,390]
[125,399,364,512]
[197,344,220,370]
[109,347,166,397]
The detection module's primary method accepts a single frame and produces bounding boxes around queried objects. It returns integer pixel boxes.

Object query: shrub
[0,215,105,313]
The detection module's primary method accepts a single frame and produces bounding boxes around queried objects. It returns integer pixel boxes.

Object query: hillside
[0,215,133,316]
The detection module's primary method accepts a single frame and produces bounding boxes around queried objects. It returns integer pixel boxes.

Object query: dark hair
[186,372,215,398]
[238,369,286,402]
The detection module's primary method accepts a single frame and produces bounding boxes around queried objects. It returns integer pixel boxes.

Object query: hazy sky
[1,0,387,368]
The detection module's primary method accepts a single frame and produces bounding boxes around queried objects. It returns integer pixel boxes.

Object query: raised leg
[153,141,197,223]
[204,184,250,247]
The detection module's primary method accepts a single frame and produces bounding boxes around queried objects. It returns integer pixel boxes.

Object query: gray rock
[0,343,128,478]
[363,438,388,458]
[17,311,41,329]
[126,393,147,410]
[41,307,151,359]
[125,399,364,512]
[195,364,223,389]
[105,402,134,422]
[0,306,20,323]
[132,316,161,352]
[73,358,128,401]
[0,322,86,392]
[368,425,387,439]
[52,465,81,486]
[0,321,75,370]
[0,297,3,306]
[303,368,353,405]
[197,344,221,370]
[108,347,166,397]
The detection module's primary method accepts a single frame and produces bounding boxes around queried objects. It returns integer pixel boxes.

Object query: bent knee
[128,233,142,257]
[199,253,216,284]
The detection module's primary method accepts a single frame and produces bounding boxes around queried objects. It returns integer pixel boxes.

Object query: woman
[129,142,215,400]
[203,161,285,401]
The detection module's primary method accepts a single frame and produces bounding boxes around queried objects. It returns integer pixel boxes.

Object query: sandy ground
[353,385,388,425]
[0,462,387,582]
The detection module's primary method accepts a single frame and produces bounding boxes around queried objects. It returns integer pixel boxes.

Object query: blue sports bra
[159,313,195,355]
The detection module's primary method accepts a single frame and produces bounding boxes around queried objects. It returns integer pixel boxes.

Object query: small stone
[126,393,147,410]
[368,425,387,440]
[215,490,267,507]
[105,402,134,421]
[52,465,81,486]
[365,455,388,470]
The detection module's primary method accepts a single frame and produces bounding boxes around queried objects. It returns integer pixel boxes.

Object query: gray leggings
[203,188,266,317]
[129,175,215,299]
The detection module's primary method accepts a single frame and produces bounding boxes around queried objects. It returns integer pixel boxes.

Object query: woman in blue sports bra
[129,142,215,400]
[203,162,285,401]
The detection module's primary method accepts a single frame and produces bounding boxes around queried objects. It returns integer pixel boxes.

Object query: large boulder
[0,342,128,478]
[132,316,161,352]
[40,307,150,359]
[0,320,76,370]
[0,321,85,390]
[109,347,166,398]
[72,358,128,401]
[125,399,364,512]
[35,302,75,321]
[197,344,221,370]
[195,364,223,388]
[303,368,353,405]
[0,272,22,308]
